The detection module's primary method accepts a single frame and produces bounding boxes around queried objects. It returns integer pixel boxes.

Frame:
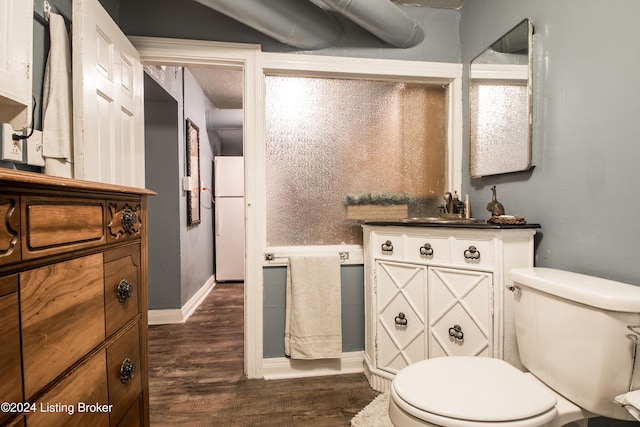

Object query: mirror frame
[469,19,534,178]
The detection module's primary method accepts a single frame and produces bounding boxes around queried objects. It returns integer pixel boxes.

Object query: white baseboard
[148,275,216,325]
[262,351,364,380]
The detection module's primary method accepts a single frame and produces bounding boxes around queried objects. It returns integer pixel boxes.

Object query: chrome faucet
[441,191,465,216]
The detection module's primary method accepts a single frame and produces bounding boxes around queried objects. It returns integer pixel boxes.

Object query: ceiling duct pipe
[192,0,343,50]
[319,0,425,48]
[206,109,243,131]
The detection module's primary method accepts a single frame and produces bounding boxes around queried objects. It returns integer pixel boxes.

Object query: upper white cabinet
[0,0,33,129]
[362,224,538,392]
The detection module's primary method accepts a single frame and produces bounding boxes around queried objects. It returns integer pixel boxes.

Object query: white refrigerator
[214,156,245,281]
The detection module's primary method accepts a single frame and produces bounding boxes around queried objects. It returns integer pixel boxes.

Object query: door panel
[73,0,144,187]
[428,267,492,358]
[375,261,427,374]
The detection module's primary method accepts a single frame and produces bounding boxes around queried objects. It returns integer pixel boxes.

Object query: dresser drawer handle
[120,358,137,384]
[463,245,480,260]
[419,243,433,256]
[448,325,464,340]
[394,312,407,326]
[381,240,394,254]
[121,208,138,234]
[117,279,135,303]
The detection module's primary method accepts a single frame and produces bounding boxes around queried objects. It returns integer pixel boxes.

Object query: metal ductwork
[193,0,424,50]
[206,109,243,131]
[192,0,342,50]
[319,0,424,48]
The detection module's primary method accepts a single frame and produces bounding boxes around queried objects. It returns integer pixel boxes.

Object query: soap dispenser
[464,194,472,219]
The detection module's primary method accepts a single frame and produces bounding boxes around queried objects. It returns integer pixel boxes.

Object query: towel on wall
[615,390,640,421]
[42,12,73,178]
[285,255,342,359]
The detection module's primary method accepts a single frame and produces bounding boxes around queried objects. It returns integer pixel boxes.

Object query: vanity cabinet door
[427,267,493,358]
[375,260,427,374]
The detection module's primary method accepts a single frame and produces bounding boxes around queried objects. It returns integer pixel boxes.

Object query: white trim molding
[148,275,216,325]
[132,38,464,381]
[262,352,364,380]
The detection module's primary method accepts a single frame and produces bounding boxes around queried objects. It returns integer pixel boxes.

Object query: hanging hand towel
[285,255,342,359]
[615,390,640,421]
[42,12,73,177]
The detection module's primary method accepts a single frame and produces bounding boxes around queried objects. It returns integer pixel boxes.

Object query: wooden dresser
[0,169,153,427]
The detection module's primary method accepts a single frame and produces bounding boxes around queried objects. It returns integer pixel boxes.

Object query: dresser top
[0,169,155,196]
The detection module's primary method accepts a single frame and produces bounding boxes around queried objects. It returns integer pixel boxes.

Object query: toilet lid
[393,357,557,422]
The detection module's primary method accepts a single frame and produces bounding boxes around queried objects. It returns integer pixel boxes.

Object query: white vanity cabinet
[362,224,538,392]
[0,0,33,128]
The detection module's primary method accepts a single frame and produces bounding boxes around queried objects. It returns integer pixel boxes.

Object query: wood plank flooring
[148,282,379,426]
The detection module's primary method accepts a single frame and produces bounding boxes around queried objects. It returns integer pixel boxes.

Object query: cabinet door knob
[120,358,137,383]
[394,312,407,326]
[419,243,433,256]
[117,279,134,303]
[463,245,480,260]
[381,240,394,254]
[448,324,464,340]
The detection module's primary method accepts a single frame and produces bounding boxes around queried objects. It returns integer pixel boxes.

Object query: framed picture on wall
[186,118,201,225]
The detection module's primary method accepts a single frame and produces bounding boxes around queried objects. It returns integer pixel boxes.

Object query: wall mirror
[470,19,534,178]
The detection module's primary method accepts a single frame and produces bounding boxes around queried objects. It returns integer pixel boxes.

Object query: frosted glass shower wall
[265,76,448,246]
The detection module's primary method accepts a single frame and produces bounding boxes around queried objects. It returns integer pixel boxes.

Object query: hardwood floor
[148,282,379,426]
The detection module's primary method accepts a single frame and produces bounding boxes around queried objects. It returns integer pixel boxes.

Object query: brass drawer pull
[117,279,134,303]
[394,312,407,326]
[463,245,480,260]
[381,240,394,254]
[419,243,433,256]
[120,358,137,384]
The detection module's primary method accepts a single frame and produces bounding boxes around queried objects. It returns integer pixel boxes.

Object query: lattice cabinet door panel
[427,267,493,358]
[375,260,428,374]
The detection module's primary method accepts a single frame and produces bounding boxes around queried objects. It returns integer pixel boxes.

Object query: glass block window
[265,76,448,246]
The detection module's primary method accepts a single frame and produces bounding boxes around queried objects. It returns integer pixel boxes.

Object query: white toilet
[389,267,640,426]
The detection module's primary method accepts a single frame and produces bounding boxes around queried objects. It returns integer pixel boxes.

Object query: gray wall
[181,69,216,305]
[263,265,365,358]
[460,0,640,286]
[144,76,182,309]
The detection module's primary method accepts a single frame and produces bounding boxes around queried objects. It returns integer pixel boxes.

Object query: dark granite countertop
[362,219,541,229]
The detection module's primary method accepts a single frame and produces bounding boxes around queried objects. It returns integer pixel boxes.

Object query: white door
[72,0,144,187]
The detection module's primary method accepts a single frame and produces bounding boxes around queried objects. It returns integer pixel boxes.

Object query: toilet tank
[509,267,640,421]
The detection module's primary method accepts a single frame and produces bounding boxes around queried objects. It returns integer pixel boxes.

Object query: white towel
[615,390,640,421]
[285,255,342,359]
[42,12,73,178]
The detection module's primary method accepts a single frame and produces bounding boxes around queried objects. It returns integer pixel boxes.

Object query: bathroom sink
[399,217,487,225]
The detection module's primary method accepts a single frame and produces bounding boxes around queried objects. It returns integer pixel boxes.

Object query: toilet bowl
[389,357,561,427]
[388,267,640,426]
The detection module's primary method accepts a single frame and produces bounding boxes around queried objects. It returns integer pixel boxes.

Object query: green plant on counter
[343,193,411,206]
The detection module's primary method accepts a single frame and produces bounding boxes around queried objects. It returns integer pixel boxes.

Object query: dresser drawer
[116,395,143,427]
[450,238,493,268]
[0,275,22,425]
[28,350,110,427]
[22,196,106,260]
[107,323,142,426]
[104,245,141,337]
[405,235,450,263]
[20,254,106,398]
[373,233,403,258]
[0,195,20,266]
[107,201,143,243]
